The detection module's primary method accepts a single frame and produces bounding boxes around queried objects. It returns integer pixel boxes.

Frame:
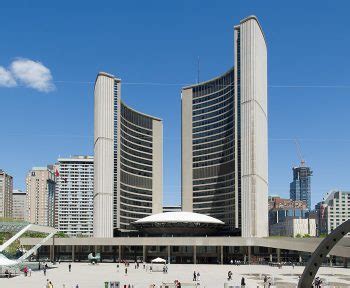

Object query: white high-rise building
[55,156,94,237]
[320,190,350,235]
[181,16,268,237]
[12,190,26,220]
[0,169,13,218]
[94,72,163,237]
[26,167,56,226]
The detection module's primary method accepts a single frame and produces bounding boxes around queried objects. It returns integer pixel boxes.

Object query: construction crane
[294,138,305,166]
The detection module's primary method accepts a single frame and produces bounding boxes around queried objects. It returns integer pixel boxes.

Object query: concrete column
[72,246,75,262]
[248,246,251,264]
[49,245,53,262]
[143,246,146,262]
[167,246,171,264]
[343,257,348,268]
[220,246,224,264]
[193,246,197,264]
[277,248,281,263]
[118,245,122,262]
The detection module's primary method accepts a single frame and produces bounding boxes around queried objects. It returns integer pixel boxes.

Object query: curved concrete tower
[181,16,268,237]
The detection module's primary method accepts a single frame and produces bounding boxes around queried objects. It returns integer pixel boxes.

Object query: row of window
[121,164,152,178]
[121,103,153,129]
[193,108,233,128]
[193,97,233,116]
[121,150,152,166]
[121,130,153,148]
[193,123,233,139]
[193,154,233,168]
[193,115,234,134]
[193,128,233,145]
[193,179,234,192]
[193,135,234,151]
[121,117,152,136]
[193,88,233,110]
[193,140,234,157]
[121,143,152,160]
[121,155,152,172]
[121,121,152,142]
[193,148,234,163]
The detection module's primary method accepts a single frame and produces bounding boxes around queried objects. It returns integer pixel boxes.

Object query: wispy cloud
[0,58,55,92]
[0,67,17,87]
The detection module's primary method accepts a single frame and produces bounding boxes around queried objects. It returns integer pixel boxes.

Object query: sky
[1,0,350,207]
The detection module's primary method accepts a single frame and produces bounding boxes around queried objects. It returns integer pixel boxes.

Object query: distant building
[26,167,56,226]
[317,190,350,236]
[270,217,316,237]
[12,190,26,220]
[0,169,13,218]
[290,166,313,210]
[55,156,94,237]
[268,195,308,227]
[163,205,182,213]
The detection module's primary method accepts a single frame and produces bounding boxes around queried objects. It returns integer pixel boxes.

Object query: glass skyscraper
[290,166,313,210]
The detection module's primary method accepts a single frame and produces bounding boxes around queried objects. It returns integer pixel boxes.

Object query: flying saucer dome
[134,212,224,225]
[132,212,225,236]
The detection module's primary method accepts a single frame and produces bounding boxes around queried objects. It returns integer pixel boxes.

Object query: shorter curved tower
[94,72,163,237]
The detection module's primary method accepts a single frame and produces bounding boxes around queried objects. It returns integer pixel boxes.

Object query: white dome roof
[134,212,225,225]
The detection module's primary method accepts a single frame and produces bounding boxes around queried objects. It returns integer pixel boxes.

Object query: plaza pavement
[1,263,350,287]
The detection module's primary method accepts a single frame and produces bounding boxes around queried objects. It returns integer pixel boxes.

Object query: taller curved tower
[181,16,268,237]
[94,72,163,237]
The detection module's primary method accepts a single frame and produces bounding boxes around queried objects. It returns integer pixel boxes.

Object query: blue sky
[1,0,350,207]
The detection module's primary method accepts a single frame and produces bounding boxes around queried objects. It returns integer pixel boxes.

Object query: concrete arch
[298,219,350,287]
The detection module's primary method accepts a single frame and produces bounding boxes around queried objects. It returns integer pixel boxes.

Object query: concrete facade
[94,72,163,237]
[55,156,94,237]
[181,16,268,237]
[0,169,13,218]
[270,218,317,237]
[25,167,56,226]
[12,190,26,220]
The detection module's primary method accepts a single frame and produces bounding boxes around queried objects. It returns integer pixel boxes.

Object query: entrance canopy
[151,257,166,263]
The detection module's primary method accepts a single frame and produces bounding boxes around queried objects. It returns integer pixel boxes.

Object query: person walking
[197,272,200,281]
[227,271,232,281]
[241,277,246,287]
[68,263,71,272]
[193,271,196,281]
[125,267,128,275]
[28,267,32,276]
[43,266,47,276]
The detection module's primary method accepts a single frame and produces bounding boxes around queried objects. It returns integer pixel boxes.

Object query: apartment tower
[94,72,163,237]
[181,16,268,237]
[26,167,56,226]
[0,169,13,218]
[55,156,94,237]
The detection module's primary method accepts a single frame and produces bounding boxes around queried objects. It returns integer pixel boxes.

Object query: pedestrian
[43,266,47,276]
[46,279,50,288]
[197,272,200,281]
[228,271,232,281]
[29,267,32,276]
[76,284,79,288]
[23,266,28,277]
[193,271,196,281]
[125,267,128,275]
[68,263,71,272]
[230,259,233,265]
[241,277,246,287]
[49,281,53,288]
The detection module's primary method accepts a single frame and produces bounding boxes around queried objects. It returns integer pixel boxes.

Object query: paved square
[1,263,350,287]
